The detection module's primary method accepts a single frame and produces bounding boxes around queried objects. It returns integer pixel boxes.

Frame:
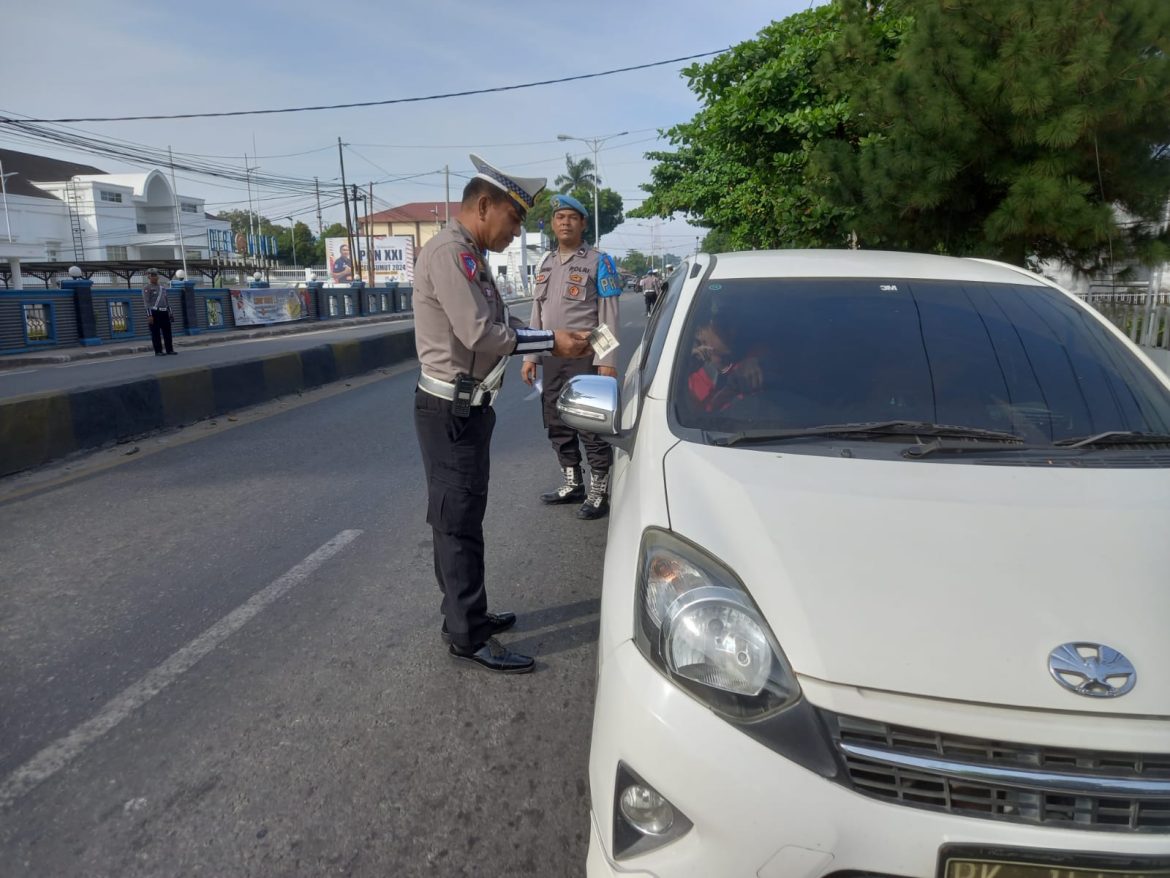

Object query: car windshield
[671,277,1170,444]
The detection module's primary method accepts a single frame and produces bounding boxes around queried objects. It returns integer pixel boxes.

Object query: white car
[557,250,1170,878]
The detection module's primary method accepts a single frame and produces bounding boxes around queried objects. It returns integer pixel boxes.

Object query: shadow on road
[507,597,601,658]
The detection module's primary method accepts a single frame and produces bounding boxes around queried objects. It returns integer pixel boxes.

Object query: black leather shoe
[166,351,178,355]
[448,638,534,674]
[441,611,516,645]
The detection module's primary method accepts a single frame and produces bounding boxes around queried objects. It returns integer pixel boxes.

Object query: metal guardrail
[1084,296,1170,350]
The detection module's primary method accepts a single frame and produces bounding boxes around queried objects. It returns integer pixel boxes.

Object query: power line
[347,127,666,150]
[3,51,725,123]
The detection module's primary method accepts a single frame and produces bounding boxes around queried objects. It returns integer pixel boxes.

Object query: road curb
[0,330,418,478]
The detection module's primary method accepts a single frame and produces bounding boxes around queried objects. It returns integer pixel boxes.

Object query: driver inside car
[686,309,766,413]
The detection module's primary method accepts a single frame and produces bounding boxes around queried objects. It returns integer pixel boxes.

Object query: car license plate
[942,858,1170,878]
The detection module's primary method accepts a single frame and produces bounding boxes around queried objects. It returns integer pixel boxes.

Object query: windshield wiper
[1052,430,1170,449]
[710,420,1024,447]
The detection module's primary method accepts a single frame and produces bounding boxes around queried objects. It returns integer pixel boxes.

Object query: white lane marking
[0,369,37,376]
[0,528,363,809]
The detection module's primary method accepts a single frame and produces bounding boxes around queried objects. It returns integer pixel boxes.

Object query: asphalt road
[0,318,415,401]
[0,302,650,877]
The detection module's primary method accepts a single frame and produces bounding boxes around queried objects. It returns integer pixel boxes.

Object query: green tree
[620,250,651,274]
[816,0,1170,270]
[308,223,350,267]
[700,228,737,253]
[217,209,261,238]
[636,0,1170,269]
[554,154,599,192]
[275,221,315,267]
[218,209,315,264]
[524,186,624,247]
[631,4,889,250]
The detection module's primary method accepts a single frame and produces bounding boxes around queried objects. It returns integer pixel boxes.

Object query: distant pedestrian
[142,269,176,356]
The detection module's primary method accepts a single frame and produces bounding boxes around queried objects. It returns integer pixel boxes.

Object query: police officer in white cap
[520,193,620,520]
[413,154,593,674]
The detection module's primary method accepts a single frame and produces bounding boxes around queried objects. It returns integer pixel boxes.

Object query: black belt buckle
[451,373,476,417]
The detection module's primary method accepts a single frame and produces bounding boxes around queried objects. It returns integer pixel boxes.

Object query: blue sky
[1,0,822,258]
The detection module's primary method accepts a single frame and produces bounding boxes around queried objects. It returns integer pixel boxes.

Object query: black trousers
[414,389,496,649]
[644,292,658,315]
[149,309,174,354]
[541,357,613,474]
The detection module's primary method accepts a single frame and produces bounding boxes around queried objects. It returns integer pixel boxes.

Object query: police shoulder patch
[459,252,477,280]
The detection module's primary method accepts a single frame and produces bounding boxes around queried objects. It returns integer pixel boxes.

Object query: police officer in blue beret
[521,192,621,519]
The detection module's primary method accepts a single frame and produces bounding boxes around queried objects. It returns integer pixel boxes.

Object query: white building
[487,231,546,296]
[0,147,230,288]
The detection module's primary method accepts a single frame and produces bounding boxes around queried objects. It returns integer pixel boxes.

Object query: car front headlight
[635,529,800,720]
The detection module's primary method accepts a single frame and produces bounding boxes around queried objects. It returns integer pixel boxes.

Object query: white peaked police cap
[470,153,545,215]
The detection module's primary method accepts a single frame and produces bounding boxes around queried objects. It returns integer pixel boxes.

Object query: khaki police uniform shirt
[413,218,534,383]
[142,282,169,312]
[524,245,619,367]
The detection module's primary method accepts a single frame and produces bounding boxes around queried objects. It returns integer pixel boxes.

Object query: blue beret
[549,193,588,219]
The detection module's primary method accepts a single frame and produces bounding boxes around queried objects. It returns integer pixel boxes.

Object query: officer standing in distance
[142,268,177,356]
[520,193,619,520]
[639,268,660,316]
[413,154,593,674]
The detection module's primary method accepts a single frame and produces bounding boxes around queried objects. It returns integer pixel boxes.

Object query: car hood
[663,442,1170,717]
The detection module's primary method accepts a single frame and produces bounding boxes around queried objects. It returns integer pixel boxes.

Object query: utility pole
[252,133,263,266]
[244,154,257,258]
[444,165,450,226]
[338,137,356,283]
[168,146,188,277]
[352,183,362,281]
[367,181,376,287]
[556,131,627,246]
[314,177,323,235]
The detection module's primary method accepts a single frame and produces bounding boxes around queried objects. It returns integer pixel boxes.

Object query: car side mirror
[556,375,633,452]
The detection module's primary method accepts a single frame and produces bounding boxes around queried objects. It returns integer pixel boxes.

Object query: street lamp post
[286,216,298,271]
[0,159,16,243]
[556,131,627,246]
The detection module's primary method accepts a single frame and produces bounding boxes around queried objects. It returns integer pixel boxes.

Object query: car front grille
[823,712,1170,833]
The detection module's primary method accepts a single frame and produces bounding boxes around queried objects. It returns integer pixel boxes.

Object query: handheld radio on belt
[452,374,477,417]
[418,284,514,416]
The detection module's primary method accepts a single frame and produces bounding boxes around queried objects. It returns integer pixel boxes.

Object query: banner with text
[229,287,311,326]
[325,236,414,286]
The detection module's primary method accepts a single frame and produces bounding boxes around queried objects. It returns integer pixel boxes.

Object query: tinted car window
[671,277,1170,442]
[639,262,689,387]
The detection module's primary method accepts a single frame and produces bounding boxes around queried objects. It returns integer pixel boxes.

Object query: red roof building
[358,202,461,250]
